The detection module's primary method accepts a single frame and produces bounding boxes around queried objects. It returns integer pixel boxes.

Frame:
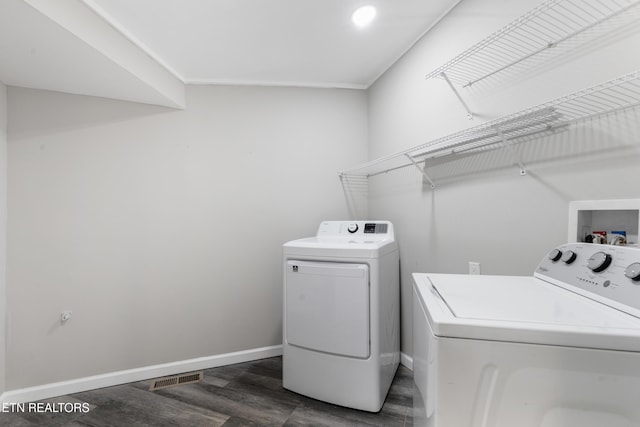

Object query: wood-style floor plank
[1,357,413,426]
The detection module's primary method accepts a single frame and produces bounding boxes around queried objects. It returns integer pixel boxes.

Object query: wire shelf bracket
[404,154,436,188]
[441,72,474,120]
[495,125,527,176]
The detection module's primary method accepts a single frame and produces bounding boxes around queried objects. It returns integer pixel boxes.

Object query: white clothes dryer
[413,243,640,427]
[282,220,399,412]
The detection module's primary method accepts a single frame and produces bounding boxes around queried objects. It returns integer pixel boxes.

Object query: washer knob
[587,251,612,273]
[561,250,577,264]
[625,262,640,281]
[549,249,562,262]
[347,223,359,233]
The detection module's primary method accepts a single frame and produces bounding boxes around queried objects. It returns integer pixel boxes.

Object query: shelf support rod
[441,72,473,120]
[404,154,436,188]
[495,126,527,176]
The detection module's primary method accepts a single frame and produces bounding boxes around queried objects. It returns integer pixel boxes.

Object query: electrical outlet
[469,262,481,275]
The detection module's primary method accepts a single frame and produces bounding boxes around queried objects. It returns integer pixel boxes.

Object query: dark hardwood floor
[1,357,413,426]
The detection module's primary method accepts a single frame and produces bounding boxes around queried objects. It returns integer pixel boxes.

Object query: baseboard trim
[0,345,283,404]
[400,352,413,371]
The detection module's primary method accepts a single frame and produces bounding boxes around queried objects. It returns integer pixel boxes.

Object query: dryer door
[285,260,370,358]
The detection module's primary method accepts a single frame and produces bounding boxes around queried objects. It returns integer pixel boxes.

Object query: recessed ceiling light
[352,5,377,28]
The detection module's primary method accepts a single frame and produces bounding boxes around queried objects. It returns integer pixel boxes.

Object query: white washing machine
[413,243,640,427]
[282,220,399,412]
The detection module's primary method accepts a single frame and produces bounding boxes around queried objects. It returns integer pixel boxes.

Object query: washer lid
[433,274,639,327]
[414,273,640,351]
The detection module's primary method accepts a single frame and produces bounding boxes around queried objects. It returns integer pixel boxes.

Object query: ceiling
[0,0,462,108]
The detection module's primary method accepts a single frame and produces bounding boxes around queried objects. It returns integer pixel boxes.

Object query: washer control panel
[536,243,640,313]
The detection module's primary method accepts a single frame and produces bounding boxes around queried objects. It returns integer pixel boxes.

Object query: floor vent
[149,371,203,391]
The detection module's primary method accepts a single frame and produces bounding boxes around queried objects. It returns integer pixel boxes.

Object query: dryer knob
[347,223,359,233]
[624,262,640,281]
[588,251,612,273]
[561,250,577,264]
[548,249,562,262]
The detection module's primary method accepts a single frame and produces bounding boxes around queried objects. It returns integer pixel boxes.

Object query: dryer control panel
[316,221,394,239]
[535,243,640,316]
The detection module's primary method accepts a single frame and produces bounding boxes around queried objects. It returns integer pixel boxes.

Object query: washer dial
[561,250,577,264]
[548,249,562,262]
[625,262,640,281]
[347,223,359,233]
[587,251,612,273]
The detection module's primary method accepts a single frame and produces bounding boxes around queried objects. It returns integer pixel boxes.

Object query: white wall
[367,0,640,357]
[0,81,7,394]
[7,84,367,389]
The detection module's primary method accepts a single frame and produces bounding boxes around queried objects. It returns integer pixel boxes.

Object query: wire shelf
[425,0,640,87]
[340,70,640,179]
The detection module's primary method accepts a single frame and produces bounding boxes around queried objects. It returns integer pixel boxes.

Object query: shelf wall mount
[440,72,473,120]
[495,125,527,176]
[404,154,436,188]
